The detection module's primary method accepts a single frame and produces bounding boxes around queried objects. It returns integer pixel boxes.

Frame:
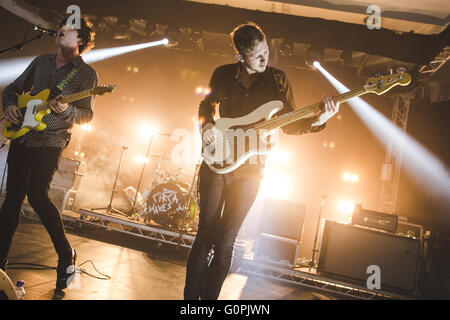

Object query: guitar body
[3,89,51,139]
[203,100,284,174]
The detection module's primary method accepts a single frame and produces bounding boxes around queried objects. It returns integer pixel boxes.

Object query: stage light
[337,200,355,215]
[343,172,358,183]
[261,171,292,200]
[0,56,34,86]
[135,155,149,163]
[190,30,205,51]
[0,39,169,86]
[139,125,156,139]
[83,39,169,64]
[80,124,93,131]
[203,87,211,95]
[74,151,79,156]
[195,86,211,96]
[268,149,290,164]
[315,63,450,203]
[305,46,324,70]
[340,50,352,66]
[279,40,294,57]
[195,86,204,95]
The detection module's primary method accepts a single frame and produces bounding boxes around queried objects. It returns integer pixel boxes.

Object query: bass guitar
[202,73,411,174]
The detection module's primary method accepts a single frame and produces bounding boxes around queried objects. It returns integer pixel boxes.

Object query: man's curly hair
[58,15,95,54]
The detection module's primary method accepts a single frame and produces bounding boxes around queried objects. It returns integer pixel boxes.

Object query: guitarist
[0,16,97,289]
[184,22,339,300]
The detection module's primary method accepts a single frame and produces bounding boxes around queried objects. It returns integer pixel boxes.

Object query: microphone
[33,25,57,37]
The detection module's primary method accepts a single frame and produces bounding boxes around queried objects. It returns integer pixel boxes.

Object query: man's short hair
[230,22,266,55]
[58,16,95,54]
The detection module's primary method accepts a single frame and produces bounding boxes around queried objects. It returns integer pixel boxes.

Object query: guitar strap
[50,66,79,98]
[271,69,287,102]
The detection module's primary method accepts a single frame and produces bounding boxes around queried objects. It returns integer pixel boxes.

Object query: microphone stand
[92,146,128,216]
[0,27,43,55]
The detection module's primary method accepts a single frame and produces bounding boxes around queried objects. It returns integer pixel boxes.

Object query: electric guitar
[202,72,411,174]
[3,85,116,140]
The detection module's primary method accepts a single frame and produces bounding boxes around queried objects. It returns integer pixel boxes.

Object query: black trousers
[0,141,72,261]
[184,163,261,300]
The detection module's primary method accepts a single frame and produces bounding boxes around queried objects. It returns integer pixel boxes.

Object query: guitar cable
[7,260,112,284]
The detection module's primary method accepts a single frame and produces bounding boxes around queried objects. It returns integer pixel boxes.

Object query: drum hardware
[92,145,129,216]
[131,133,171,214]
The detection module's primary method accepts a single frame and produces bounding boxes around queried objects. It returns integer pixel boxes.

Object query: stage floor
[4,218,341,300]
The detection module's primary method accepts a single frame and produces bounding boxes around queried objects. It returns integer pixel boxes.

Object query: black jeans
[0,141,72,261]
[184,163,261,300]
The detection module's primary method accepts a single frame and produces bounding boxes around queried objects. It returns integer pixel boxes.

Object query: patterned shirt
[2,53,98,148]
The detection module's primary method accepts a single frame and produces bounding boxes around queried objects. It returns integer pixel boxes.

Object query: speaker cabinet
[318,220,422,293]
[48,186,77,212]
[51,158,84,190]
[259,198,306,240]
[254,233,300,267]
[254,199,306,267]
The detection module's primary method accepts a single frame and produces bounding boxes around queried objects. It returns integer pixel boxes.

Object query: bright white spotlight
[0,57,34,86]
[315,64,450,203]
[313,61,321,68]
[268,149,290,164]
[337,200,355,214]
[80,123,93,131]
[83,38,169,64]
[135,155,149,163]
[261,171,292,200]
[343,172,351,181]
[0,39,168,87]
[139,125,156,139]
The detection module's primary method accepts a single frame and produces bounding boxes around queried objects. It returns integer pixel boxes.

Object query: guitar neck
[36,88,94,112]
[256,85,367,131]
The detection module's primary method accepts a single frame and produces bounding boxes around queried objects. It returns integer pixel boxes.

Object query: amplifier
[51,158,84,190]
[318,220,422,293]
[351,204,398,233]
[259,198,306,241]
[254,233,300,267]
[48,186,77,212]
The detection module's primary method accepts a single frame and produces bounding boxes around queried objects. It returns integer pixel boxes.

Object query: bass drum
[147,183,198,230]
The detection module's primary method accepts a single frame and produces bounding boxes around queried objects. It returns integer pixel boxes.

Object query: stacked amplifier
[49,158,84,212]
[317,204,425,294]
[253,198,306,268]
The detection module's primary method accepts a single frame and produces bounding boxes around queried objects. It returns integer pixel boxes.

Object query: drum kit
[131,153,200,232]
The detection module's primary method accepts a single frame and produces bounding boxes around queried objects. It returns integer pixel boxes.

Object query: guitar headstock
[92,85,116,96]
[364,73,411,95]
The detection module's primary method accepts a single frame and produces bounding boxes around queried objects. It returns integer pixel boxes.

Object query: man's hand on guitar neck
[5,105,23,124]
[312,96,340,127]
[49,94,68,114]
